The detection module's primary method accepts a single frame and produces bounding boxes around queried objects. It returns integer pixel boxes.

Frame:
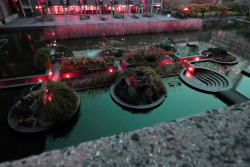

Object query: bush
[159,42,177,52]
[54,45,72,55]
[57,56,113,73]
[43,81,77,124]
[34,47,51,69]
[155,63,183,77]
[202,47,227,55]
[115,67,166,104]
[66,71,120,89]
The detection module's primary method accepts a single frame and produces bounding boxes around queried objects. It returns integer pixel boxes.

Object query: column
[19,0,26,17]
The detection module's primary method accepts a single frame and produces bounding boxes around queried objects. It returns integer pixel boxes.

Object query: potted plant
[8,81,80,133]
[34,47,51,69]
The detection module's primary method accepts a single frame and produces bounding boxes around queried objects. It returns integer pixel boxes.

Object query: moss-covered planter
[8,89,80,133]
[199,49,239,65]
[34,47,51,70]
[110,67,166,111]
[110,78,166,111]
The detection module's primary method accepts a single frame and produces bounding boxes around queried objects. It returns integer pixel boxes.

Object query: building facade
[13,0,163,17]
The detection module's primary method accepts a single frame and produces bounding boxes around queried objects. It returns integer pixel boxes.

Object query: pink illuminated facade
[13,0,163,16]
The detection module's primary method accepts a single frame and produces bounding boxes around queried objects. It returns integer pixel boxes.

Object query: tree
[208,3,220,17]
[190,0,213,4]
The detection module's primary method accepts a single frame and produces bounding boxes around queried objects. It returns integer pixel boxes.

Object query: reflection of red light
[28,34,31,40]
[30,44,34,51]
[189,67,193,71]
[184,60,186,62]
[186,71,191,78]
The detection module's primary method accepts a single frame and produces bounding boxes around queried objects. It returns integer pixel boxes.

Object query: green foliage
[204,48,227,55]
[54,45,72,55]
[223,2,249,14]
[43,81,77,124]
[34,47,51,69]
[122,67,167,101]
[155,63,183,77]
[67,71,121,89]
[159,42,177,52]
[94,38,123,56]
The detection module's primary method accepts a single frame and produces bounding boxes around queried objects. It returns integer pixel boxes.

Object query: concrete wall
[0,0,12,18]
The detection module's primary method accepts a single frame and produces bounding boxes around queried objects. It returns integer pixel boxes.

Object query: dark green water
[45,77,226,151]
[0,20,249,162]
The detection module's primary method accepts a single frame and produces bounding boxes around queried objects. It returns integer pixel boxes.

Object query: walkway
[217,88,249,105]
[0,14,177,30]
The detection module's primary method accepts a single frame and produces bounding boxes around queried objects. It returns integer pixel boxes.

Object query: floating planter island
[8,82,80,133]
[110,67,166,111]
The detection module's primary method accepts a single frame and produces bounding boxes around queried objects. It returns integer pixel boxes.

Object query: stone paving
[0,14,177,30]
[1,100,250,167]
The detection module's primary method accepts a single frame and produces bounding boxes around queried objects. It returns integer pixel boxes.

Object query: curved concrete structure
[110,78,166,111]
[180,67,232,93]
[8,91,80,133]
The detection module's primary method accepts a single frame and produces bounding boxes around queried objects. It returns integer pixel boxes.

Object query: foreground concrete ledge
[1,101,250,167]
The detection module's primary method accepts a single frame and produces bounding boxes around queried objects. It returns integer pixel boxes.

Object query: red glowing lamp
[182,7,189,13]
[49,71,53,76]
[108,68,114,73]
[66,74,70,78]
[196,57,199,61]
[39,79,42,82]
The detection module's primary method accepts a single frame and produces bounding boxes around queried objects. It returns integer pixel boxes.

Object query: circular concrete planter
[180,67,232,93]
[8,91,80,133]
[110,78,166,111]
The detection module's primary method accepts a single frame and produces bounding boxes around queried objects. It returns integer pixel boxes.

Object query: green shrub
[34,47,51,69]
[43,81,77,124]
[159,42,177,52]
[155,63,183,77]
[67,71,121,89]
[54,45,72,55]
[117,67,166,104]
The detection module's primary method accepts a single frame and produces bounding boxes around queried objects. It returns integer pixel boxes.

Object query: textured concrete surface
[0,14,177,30]
[1,100,250,167]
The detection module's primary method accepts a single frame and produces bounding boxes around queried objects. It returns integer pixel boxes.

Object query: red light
[184,8,188,11]
[49,71,53,76]
[39,6,41,9]
[39,79,42,82]
[189,67,193,71]
[5,51,8,55]
[36,6,38,9]
[196,57,199,61]
[108,68,113,73]
[66,75,70,78]
[186,71,191,78]
[28,34,31,40]
[184,60,187,62]
[30,44,34,51]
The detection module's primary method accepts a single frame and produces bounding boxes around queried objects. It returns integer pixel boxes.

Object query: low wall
[1,100,250,166]
[42,19,202,40]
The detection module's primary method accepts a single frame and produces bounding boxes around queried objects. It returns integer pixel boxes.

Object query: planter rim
[8,91,80,133]
[110,77,166,110]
